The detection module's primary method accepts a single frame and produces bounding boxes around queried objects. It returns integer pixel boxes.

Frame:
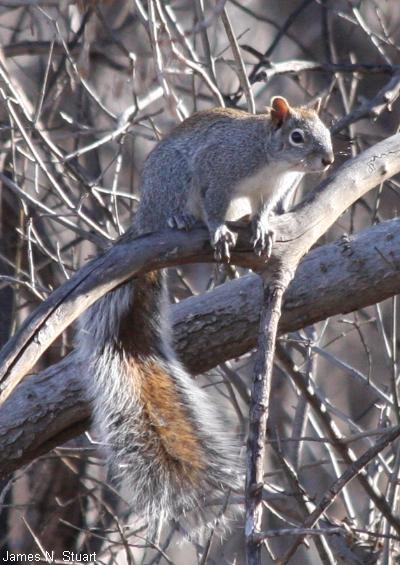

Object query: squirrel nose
[322,152,334,167]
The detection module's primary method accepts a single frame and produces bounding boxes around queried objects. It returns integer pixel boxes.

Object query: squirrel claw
[251,219,275,260]
[212,225,237,263]
[168,213,197,231]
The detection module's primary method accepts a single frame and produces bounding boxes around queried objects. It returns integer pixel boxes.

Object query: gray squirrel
[78,96,333,530]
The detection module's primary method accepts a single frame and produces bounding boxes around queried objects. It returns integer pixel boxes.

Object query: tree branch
[278,424,400,563]
[242,133,400,563]
[1,133,400,404]
[1,218,400,478]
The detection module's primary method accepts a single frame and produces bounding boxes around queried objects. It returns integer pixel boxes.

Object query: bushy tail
[78,270,241,530]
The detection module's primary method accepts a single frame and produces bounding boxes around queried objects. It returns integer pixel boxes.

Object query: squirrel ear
[307,97,322,114]
[270,96,290,127]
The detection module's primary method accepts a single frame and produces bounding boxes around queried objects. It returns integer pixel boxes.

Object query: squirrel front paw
[167,213,197,231]
[251,217,275,259]
[211,225,237,262]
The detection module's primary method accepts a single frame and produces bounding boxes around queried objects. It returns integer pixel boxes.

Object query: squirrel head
[269,96,334,173]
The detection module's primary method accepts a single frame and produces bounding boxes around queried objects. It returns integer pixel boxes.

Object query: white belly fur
[228,165,302,220]
[226,195,253,221]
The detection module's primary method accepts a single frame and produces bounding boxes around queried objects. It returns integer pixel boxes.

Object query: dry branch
[243,131,400,562]
[1,133,400,405]
[1,218,400,479]
[2,1,400,561]
[279,424,400,563]
[241,128,400,562]
[246,279,288,565]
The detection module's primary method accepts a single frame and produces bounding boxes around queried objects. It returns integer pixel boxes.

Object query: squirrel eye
[290,129,305,145]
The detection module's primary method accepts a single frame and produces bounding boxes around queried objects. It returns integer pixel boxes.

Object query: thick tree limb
[0,354,91,479]
[1,133,400,560]
[1,133,400,405]
[1,218,400,478]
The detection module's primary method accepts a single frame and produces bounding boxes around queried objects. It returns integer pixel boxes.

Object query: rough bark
[1,218,400,478]
[1,132,400,403]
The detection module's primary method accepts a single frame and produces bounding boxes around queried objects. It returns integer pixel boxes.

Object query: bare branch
[1,134,400,405]
[1,218,400,478]
[279,424,400,563]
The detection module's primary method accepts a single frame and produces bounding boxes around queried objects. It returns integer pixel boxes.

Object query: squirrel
[77,96,333,531]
